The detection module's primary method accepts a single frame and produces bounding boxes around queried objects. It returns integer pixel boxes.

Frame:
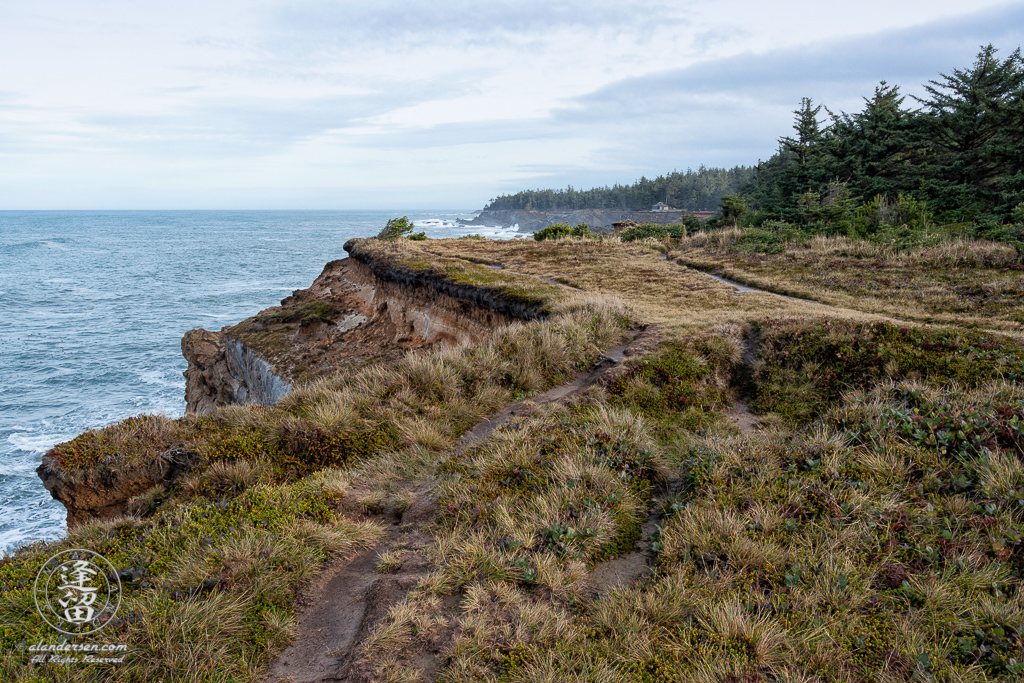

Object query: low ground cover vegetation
[670,230,1024,331]
[4,234,1024,682]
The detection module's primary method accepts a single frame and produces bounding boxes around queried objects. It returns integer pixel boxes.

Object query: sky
[1,0,1022,209]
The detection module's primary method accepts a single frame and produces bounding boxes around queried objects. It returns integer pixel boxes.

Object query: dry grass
[419,236,856,335]
[670,231,1024,333]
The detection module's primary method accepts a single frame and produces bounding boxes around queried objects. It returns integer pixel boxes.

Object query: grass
[670,230,1024,332]
[345,237,563,312]
[416,235,865,336]
[360,378,1024,682]
[5,233,1024,681]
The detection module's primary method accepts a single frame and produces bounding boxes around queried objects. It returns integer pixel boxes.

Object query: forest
[484,165,756,212]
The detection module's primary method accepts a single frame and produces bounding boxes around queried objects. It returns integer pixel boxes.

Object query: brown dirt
[725,398,759,435]
[587,517,660,595]
[266,526,435,683]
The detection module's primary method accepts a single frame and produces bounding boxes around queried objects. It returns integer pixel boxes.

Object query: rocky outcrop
[461,208,712,233]
[182,330,292,416]
[181,255,526,415]
[37,447,199,526]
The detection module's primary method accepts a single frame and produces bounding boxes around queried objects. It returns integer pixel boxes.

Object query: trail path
[661,254,825,305]
[265,327,660,683]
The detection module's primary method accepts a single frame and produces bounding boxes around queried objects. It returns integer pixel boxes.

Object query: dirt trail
[725,398,759,434]
[265,327,660,683]
[661,253,824,305]
[456,339,633,452]
[587,517,661,595]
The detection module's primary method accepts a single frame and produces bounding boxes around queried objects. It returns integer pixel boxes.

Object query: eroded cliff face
[181,256,519,414]
[37,447,199,526]
[181,330,293,415]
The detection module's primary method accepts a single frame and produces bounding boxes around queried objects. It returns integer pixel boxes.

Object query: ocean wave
[6,431,69,455]
[137,369,177,387]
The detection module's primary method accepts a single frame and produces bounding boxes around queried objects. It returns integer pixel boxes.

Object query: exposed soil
[662,253,824,305]
[725,398,759,435]
[587,517,660,595]
[266,525,435,683]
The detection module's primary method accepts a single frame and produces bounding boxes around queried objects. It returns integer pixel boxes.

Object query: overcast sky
[1,1,1022,209]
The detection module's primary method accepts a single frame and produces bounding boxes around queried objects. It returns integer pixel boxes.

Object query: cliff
[40,243,553,527]
[181,251,531,415]
[462,208,712,233]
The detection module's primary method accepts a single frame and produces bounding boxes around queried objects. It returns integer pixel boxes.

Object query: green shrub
[733,221,807,254]
[852,194,930,236]
[533,222,593,241]
[619,221,692,242]
[408,231,427,241]
[377,216,415,240]
[752,318,1024,425]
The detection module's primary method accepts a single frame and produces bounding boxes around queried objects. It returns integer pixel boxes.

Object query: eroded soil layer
[183,257,520,415]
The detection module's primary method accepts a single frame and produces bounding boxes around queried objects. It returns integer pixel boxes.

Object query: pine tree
[774,98,828,218]
[824,82,923,201]
[915,44,1024,221]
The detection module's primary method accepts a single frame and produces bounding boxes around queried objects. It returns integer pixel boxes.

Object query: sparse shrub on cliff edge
[376,216,415,240]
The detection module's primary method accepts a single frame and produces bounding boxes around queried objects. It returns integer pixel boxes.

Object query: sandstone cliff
[41,240,553,527]
[181,249,527,415]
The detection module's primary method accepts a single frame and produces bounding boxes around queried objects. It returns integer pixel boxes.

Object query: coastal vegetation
[4,230,1022,681]
[532,222,595,241]
[485,165,756,213]
[496,45,1024,258]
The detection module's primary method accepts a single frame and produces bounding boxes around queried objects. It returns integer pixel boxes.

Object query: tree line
[746,44,1023,240]
[484,165,756,212]
[485,45,1024,244]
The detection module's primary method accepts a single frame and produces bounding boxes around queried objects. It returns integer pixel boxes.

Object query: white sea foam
[6,431,67,455]
[137,369,176,387]
[2,209,484,551]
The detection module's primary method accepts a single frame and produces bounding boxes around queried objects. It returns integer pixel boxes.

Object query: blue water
[0,210,519,552]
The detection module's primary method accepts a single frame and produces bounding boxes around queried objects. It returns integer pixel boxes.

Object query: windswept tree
[377,216,415,240]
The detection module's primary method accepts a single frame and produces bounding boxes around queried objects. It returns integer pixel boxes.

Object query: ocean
[0,210,520,553]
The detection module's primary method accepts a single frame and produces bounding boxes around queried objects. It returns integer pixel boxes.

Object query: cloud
[509,3,1024,175]
[574,4,1024,109]
[270,0,690,44]
[2,0,1022,208]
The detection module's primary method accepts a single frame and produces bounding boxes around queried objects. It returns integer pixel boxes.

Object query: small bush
[533,222,594,241]
[733,221,807,254]
[377,216,415,240]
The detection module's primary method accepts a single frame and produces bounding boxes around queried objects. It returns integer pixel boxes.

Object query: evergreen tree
[823,82,923,201]
[781,97,825,168]
[916,44,1024,221]
[775,98,828,218]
